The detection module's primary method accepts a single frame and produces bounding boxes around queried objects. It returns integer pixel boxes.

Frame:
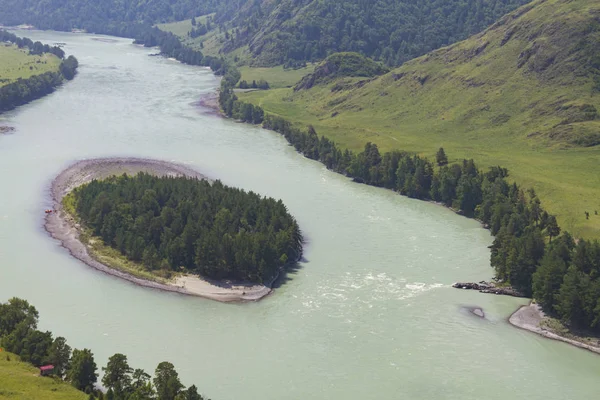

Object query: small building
[39,365,54,376]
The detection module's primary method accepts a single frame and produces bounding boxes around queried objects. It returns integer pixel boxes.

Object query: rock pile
[453,281,525,297]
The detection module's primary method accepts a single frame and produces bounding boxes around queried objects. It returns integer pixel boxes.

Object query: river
[1,31,599,399]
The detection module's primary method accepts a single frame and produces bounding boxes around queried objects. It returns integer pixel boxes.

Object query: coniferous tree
[436,147,448,167]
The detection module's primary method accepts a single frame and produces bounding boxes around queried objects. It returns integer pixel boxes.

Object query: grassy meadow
[238,65,315,89]
[0,45,61,87]
[239,0,600,239]
[0,351,86,400]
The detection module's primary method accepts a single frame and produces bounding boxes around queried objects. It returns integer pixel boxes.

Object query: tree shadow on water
[271,257,307,290]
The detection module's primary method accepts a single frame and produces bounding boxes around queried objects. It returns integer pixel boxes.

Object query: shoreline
[44,157,273,302]
[509,302,600,355]
[196,90,221,116]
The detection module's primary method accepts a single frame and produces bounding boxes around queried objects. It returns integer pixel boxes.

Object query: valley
[235,0,600,239]
[1,0,600,398]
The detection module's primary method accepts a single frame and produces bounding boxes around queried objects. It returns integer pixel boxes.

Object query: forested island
[66,173,302,284]
[45,158,302,301]
[0,30,79,113]
[0,297,209,399]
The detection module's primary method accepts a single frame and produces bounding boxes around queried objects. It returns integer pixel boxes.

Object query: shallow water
[1,31,599,399]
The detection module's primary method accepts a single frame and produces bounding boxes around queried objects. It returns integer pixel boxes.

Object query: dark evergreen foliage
[70,173,303,284]
[0,0,223,32]
[214,0,531,66]
[1,0,531,67]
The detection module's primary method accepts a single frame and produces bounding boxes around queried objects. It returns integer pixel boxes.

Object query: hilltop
[238,0,600,238]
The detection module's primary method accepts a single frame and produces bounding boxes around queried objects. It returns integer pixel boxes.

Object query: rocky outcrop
[453,281,525,297]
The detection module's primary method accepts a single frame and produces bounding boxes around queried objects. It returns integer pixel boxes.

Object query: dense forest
[0,0,222,32]
[0,30,79,112]
[0,0,531,67]
[0,297,209,399]
[212,0,531,66]
[68,174,303,284]
[218,70,600,333]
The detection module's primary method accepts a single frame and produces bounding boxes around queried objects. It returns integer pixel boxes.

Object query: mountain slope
[0,0,223,32]
[214,0,531,66]
[239,0,600,238]
[0,0,531,68]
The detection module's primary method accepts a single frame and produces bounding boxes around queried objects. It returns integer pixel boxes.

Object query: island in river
[45,158,303,302]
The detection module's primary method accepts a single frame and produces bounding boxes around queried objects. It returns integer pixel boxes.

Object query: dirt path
[44,157,272,302]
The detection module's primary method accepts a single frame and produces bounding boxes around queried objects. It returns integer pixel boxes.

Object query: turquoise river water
[1,31,599,399]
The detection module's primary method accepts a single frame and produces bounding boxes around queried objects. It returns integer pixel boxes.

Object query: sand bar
[509,302,600,354]
[45,157,272,302]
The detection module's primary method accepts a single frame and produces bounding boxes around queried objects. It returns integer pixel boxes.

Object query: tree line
[68,173,303,284]
[0,29,65,58]
[0,30,79,113]
[0,297,208,399]
[132,27,228,74]
[218,71,600,333]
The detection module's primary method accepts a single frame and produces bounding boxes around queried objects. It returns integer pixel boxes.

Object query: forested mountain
[0,0,530,67]
[211,0,531,66]
[68,173,303,284]
[0,0,221,33]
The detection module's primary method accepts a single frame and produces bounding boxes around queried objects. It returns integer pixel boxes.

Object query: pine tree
[436,147,448,166]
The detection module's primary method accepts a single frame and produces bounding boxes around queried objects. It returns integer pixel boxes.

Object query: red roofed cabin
[39,365,54,376]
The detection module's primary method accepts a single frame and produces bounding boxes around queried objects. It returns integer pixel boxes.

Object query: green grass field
[238,65,315,89]
[239,0,600,239]
[0,45,61,87]
[0,351,86,400]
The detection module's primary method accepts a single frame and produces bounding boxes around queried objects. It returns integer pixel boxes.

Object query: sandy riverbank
[44,157,273,302]
[509,302,600,354]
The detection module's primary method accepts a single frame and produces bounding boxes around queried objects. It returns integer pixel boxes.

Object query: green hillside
[0,351,86,400]
[239,0,600,239]
[0,0,222,31]
[0,45,61,87]
[294,52,387,90]
[1,0,531,69]
[211,0,531,67]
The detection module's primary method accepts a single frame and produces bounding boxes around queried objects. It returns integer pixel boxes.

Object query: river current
[1,31,599,399]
